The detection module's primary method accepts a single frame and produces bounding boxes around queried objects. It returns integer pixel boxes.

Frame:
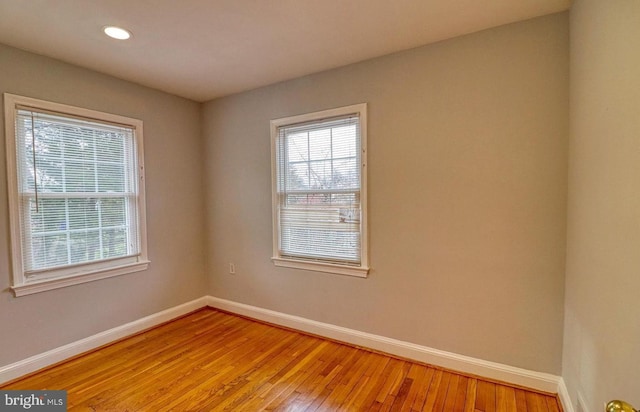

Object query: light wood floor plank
[422,369,444,411]
[410,366,434,412]
[515,389,529,412]
[1,308,561,412]
[433,371,453,411]
[463,377,478,412]
[442,373,460,411]
[477,380,497,412]
[452,375,469,412]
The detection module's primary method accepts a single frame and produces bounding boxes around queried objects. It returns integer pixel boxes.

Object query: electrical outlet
[229,263,236,274]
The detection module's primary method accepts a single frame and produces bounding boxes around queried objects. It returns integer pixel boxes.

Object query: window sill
[272,257,369,278]
[11,260,150,297]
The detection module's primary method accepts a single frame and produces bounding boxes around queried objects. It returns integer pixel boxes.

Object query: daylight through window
[4,94,148,296]
[16,109,139,271]
[271,104,368,277]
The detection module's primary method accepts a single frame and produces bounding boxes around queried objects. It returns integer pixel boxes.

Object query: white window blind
[273,111,364,268]
[14,107,140,276]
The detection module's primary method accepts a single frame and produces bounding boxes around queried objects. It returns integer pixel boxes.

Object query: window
[271,104,368,277]
[3,94,149,296]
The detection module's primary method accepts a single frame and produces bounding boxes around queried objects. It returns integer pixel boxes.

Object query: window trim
[3,93,149,296]
[270,103,369,277]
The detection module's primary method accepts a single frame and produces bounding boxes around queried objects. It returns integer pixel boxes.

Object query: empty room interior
[0,0,638,411]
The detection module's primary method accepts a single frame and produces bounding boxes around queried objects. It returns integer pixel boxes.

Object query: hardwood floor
[2,308,562,411]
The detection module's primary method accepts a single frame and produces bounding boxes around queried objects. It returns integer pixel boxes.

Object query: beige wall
[0,44,207,365]
[564,0,640,410]
[203,13,569,374]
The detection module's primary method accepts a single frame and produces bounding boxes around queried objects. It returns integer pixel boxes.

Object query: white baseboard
[0,294,569,412]
[0,296,209,385]
[558,378,575,412]
[207,296,562,395]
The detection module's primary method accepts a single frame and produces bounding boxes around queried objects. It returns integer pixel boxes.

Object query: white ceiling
[0,0,570,102]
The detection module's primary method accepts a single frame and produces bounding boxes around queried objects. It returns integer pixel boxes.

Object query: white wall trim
[0,294,570,412]
[207,296,563,394]
[558,378,576,412]
[0,296,209,385]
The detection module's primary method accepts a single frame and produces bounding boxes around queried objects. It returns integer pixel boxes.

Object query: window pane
[281,227,360,262]
[29,198,66,234]
[287,163,309,190]
[61,126,95,162]
[331,193,357,206]
[101,198,126,227]
[30,234,68,270]
[310,160,332,189]
[65,160,96,192]
[14,104,142,275]
[287,132,308,162]
[308,129,331,160]
[331,125,357,158]
[97,163,125,192]
[37,164,64,193]
[68,198,100,230]
[307,193,332,206]
[332,158,359,189]
[102,228,128,259]
[96,132,125,163]
[23,120,66,193]
[70,230,101,264]
[286,194,309,206]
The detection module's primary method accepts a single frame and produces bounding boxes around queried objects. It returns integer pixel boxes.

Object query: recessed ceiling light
[103,26,131,40]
